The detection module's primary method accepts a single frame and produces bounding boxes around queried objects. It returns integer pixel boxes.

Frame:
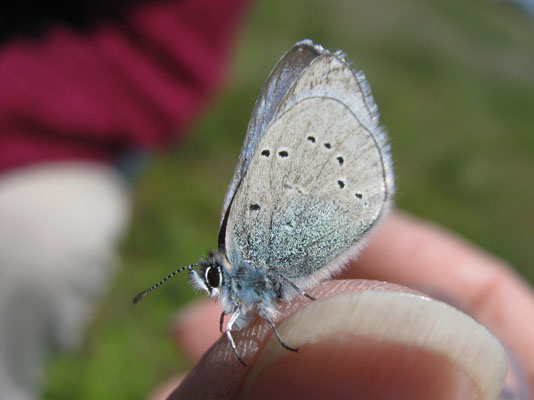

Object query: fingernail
[239,291,507,400]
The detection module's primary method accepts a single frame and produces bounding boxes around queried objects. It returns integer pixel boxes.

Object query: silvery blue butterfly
[134,40,394,365]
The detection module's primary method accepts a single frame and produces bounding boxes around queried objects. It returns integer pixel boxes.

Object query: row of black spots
[335,179,364,200]
[260,149,289,158]
[249,203,261,211]
[259,136,337,161]
[306,135,333,150]
[307,135,345,170]
[307,134,342,165]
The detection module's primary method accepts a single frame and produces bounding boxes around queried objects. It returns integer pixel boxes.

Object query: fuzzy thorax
[191,255,282,330]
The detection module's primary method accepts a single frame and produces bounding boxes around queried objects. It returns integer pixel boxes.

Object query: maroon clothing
[0,0,249,173]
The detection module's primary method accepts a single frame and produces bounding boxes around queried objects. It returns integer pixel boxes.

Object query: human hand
[152,212,533,399]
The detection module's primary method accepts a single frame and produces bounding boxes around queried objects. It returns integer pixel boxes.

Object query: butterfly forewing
[220,41,324,229]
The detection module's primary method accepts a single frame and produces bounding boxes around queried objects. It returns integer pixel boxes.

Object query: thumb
[170,280,506,400]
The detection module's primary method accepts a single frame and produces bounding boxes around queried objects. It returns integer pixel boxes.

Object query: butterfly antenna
[133,264,197,304]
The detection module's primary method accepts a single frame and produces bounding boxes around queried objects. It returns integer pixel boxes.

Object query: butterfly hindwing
[223,52,393,287]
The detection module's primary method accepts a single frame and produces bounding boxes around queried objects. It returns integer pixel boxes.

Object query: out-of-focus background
[44,0,533,398]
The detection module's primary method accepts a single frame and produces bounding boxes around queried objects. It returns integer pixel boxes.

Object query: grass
[44,0,533,398]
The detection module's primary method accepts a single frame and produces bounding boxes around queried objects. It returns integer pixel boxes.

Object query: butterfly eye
[205,266,221,289]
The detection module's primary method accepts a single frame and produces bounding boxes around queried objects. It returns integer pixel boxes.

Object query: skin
[149,211,534,400]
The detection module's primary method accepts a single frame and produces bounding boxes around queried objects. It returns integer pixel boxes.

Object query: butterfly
[134,40,394,365]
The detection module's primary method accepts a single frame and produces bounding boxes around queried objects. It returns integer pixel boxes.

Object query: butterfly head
[191,254,225,298]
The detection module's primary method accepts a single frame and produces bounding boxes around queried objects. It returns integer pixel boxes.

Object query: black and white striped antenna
[132,263,197,304]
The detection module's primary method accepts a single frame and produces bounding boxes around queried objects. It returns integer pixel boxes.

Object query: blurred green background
[45,0,533,398]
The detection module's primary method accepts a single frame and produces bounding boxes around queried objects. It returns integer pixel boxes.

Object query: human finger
[170,280,506,400]
[343,211,534,395]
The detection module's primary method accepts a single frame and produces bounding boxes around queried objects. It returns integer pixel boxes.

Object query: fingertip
[172,281,507,400]
[240,287,506,400]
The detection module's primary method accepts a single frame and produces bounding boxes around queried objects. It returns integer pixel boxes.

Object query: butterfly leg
[262,315,298,352]
[282,276,316,301]
[219,310,227,333]
[226,310,246,366]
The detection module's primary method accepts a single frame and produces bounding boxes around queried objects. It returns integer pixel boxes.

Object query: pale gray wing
[224,53,394,286]
[219,40,325,230]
